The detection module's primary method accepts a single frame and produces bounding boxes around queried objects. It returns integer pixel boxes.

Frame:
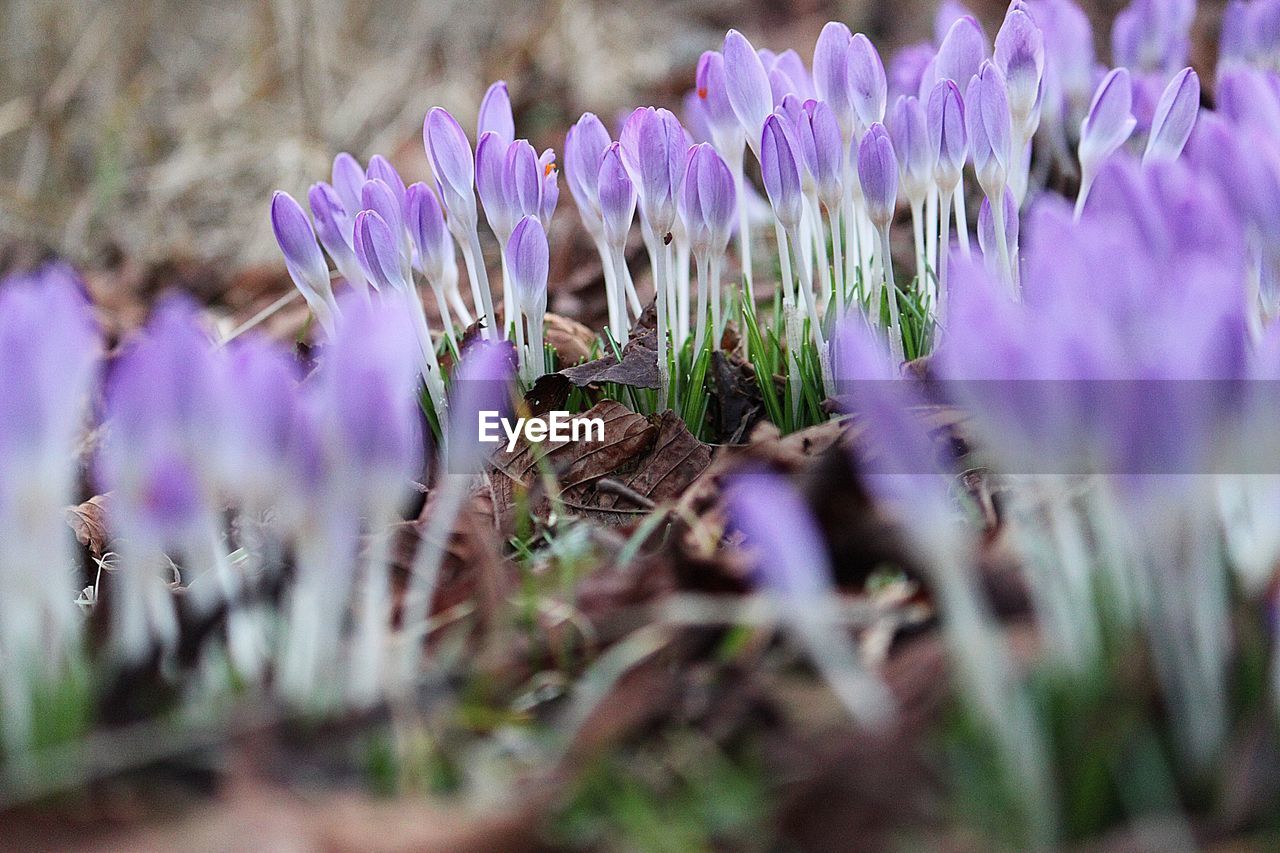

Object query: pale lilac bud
[564,112,611,233]
[994,7,1045,139]
[424,107,478,230]
[477,80,515,144]
[679,142,736,257]
[807,99,845,207]
[934,0,979,44]
[696,51,743,151]
[506,215,548,316]
[476,131,513,242]
[1143,67,1199,164]
[927,79,967,191]
[935,16,988,87]
[890,42,936,101]
[977,187,1019,267]
[723,29,775,147]
[888,95,933,205]
[405,182,449,282]
[813,22,855,136]
[634,108,686,236]
[965,61,1014,198]
[847,34,888,137]
[271,190,335,311]
[539,149,559,227]
[308,182,365,290]
[366,155,407,213]
[772,49,814,101]
[331,152,365,215]
[857,122,898,227]
[361,178,405,244]
[761,113,803,229]
[597,142,637,246]
[1079,68,1136,177]
[353,210,410,291]
[504,138,543,225]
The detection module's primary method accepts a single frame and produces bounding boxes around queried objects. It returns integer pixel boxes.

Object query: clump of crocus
[0,266,100,754]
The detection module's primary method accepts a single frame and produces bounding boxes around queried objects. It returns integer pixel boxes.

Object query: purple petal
[447,338,518,472]
[504,138,543,224]
[888,95,933,201]
[424,107,477,226]
[361,178,405,243]
[365,155,407,212]
[813,22,854,135]
[271,191,332,301]
[808,99,845,204]
[977,186,1019,264]
[1143,67,1199,164]
[724,470,832,600]
[857,122,899,226]
[935,15,988,88]
[506,215,549,311]
[965,62,1013,193]
[723,29,775,146]
[847,33,888,136]
[679,142,736,255]
[476,131,513,241]
[597,142,637,245]
[564,113,612,229]
[696,51,741,145]
[994,8,1045,131]
[760,113,803,228]
[477,80,515,144]
[352,210,409,291]
[331,152,366,216]
[539,148,559,227]
[405,181,448,281]
[1079,67,1136,171]
[927,79,967,188]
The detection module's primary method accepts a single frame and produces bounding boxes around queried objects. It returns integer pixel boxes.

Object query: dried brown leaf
[65,494,110,557]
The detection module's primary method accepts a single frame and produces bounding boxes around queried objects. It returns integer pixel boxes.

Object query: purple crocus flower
[1076,67,1136,217]
[597,142,637,247]
[807,99,845,210]
[680,142,737,257]
[476,131,514,242]
[723,29,774,155]
[928,79,967,193]
[352,209,410,292]
[994,5,1045,143]
[564,112,612,236]
[761,113,804,230]
[813,22,855,137]
[477,80,515,144]
[331,152,365,216]
[361,178,406,247]
[847,33,888,138]
[504,139,543,226]
[965,61,1014,203]
[308,182,367,295]
[271,190,337,333]
[506,215,549,382]
[223,333,301,505]
[857,123,898,228]
[406,182,447,281]
[935,16,988,88]
[888,94,933,207]
[625,107,687,238]
[890,42,936,101]
[446,339,519,474]
[1143,67,1199,164]
[696,50,744,154]
[424,107,478,230]
[539,149,559,227]
[366,156,407,212]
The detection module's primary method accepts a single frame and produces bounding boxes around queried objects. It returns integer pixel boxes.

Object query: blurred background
[0,0,1226,319]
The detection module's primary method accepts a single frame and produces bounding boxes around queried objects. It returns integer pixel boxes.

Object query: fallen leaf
[544,311,596,366]
[559,330,659,389]
[66,495,110,557]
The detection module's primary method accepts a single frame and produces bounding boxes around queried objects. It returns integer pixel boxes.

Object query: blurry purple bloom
[935,16,988,87]
[760,113,804,229]
[888,95,933,204]
[477,80,515,144]
[506,215,549,315]
[965,61,1014,198]
[597,142,637,246]
[724,471,832,600]
[1215,68,1280,137]
[447,339,518,473]
[928,79,967,191]
[813,22,855,136]
[405,182,449,282]
[847,33,888,137]
[679,142,737,256]
[352,210,410,291]
[857,122,899,227]
[424,107,478,230]
[365,156,407,213]
[723,29,775,148]
[1111,0,1193,75]
[1078,68,1136,179]
[889,42,936,101]
[331,152,365,216]
[224,334,301,502]
[934,0,979,44]
[1143,67,1199,164]
[772,49,814,101]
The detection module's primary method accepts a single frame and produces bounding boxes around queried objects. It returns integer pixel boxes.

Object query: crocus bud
[696,51,743,152]
[807,99,845,209]
[994,7,1045,140]
[597,142,637,247]
[761,113,803,230]
[352,210,410,291]
[405,182,448,282]
[424,107,478,232]
[935,15,987,87]
[858,122,899,227]
[564,112,611,234]
[723,29,774,151]
[223,334,301,504]
[1111,0,1192,75]
[477,80,515,144]
[308,182,366,291]
[506,215,548,317]
[361,178,406,245]
[679,142,737,257]
[847,33,888,138]
[1079,68,1136,179]
[1143,67,1199,164]
[365,155,407,212]
[504,138,543,225]
[771,49,814,101]
[476,131,514,242]
[539,151,559,224]
[331,152,365,215]
[813,22,855,138]
[271,191,335,321]
[635,107,688,235]
[888,95,933,206]
[890,42,935,101]
[927,79,967,192]
[978,187,1019,269]
[965,61,1014,200]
